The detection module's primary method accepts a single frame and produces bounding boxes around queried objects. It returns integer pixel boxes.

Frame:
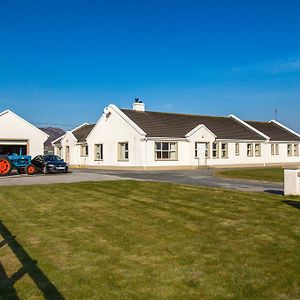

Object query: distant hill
[40,127,65,153]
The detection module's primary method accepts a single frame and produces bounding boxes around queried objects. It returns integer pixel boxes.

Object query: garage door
[0,140,28,155]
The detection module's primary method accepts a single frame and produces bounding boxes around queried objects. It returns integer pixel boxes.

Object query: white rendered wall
[86,109,145,167]
[0,111,47,157]
[60,132,79,165]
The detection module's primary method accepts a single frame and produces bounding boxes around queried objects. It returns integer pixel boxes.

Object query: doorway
[195,142,208,166]
[65,146,70,163]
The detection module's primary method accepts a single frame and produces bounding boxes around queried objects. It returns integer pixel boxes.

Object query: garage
[0,110,48,157]
[0,140,28,155]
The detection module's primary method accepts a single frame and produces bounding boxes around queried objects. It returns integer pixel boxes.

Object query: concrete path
[75,169,283,194]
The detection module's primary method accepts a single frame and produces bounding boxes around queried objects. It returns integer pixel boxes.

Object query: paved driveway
[0,168,283,194]
[75,168,283,194]
[0,170,123,186]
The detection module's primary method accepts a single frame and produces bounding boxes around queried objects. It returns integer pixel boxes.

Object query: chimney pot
[132,98,145,111]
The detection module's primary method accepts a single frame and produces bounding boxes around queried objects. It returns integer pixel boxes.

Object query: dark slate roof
[73,124,95,142]
[53,141,62,147]
[53,124,95,145]
[121,109,265,140]
[245,121,300,141]
[53,138,62,146]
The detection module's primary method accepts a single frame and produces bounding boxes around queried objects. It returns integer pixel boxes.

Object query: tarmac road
[0,168,283,194]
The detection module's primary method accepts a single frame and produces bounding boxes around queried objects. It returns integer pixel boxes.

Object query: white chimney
[132,98,145,112]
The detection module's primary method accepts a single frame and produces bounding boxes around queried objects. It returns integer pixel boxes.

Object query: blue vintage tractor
[0,153,36,176]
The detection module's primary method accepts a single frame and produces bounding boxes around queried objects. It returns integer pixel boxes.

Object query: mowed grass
[0,181,300,299]
[215,167,284,183]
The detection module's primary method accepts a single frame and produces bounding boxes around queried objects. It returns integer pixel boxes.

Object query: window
[221,143,228,158]
[205,143,210,158]
[271,144,274,156]
[212,142,219,158]
[195,142,210,159]
[255,144,261,157]
[118,142,129,161]
[247,144,253,157]
[57,147,63,158]
[287,144,293,156]
[155,142,177,160]
[294,144,299,156]
[271,144,279,156]
[275,144,279,155]
[94,144,103,161]
[235,143,240,156]
[80,145,88,157]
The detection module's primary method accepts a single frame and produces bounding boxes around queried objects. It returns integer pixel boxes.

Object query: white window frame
[118,142,129,161]
[254,143,261,157]
[212,142,219,159]
[80,144,89,157]
[94,144,103,161]
[287,144,293,157]
[57,147,63,158]
[293,144,299,156]
[235,143,240,156]
[247,143,253,157]
[275,144,279,155]
[155,142,178,161]
[221,143,228,159]
[271,144,279,156]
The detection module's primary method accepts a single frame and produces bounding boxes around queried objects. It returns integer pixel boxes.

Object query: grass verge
[215,167,284,183]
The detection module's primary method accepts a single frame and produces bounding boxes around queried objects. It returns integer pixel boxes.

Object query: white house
[53,101,300,169]
[0,110,49,157]
[52,123,95,165]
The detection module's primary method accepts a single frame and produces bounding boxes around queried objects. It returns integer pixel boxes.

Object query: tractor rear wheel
[0,158,12,176]
[25,164,36,175]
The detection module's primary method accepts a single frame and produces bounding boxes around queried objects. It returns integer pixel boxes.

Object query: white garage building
[0,110,49,157]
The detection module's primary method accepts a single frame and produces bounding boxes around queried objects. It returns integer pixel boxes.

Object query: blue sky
[0,0,300,131]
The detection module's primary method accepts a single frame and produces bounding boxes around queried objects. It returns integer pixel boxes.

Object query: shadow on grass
[283,200,300,210]
[0,220,65,300]
[264,189,284,196]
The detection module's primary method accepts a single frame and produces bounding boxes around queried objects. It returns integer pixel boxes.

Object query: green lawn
[0,181,300,299]
[215,167,284,183]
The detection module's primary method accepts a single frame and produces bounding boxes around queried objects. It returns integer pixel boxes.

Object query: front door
[195,142,207,166]
[65,146,70,163]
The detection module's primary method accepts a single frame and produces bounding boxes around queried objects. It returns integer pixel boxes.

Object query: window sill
[155,159,178,161]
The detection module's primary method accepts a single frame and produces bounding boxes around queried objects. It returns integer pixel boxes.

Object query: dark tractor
[0,153,36,176]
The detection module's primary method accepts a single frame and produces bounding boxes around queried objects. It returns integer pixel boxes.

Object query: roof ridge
[73,123,96,131]
[245,120,269,124]
[120,108,228,119]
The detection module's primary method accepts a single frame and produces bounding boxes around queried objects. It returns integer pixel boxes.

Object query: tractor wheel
[25,164,36,175]
[0,158,12,176]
